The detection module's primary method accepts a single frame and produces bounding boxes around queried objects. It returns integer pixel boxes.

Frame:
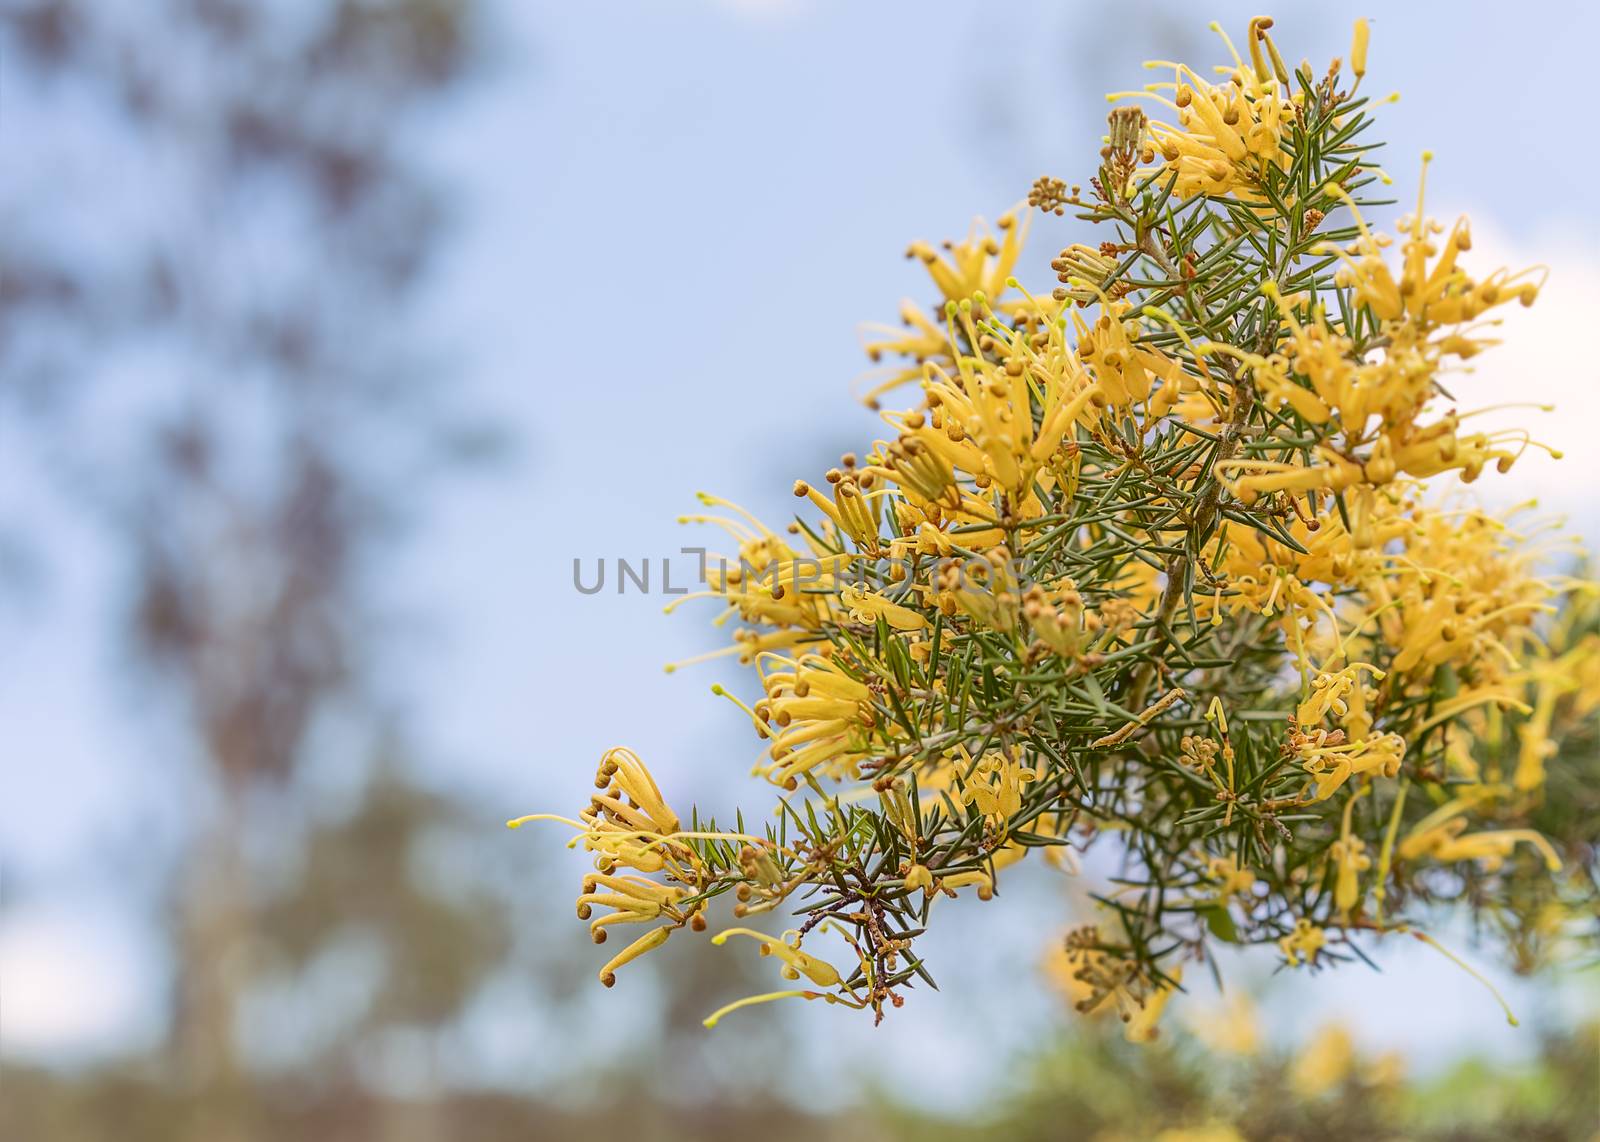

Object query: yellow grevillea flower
[1124,965,1181,1044]
[576,871,687,936]
[1042,940,1108,1019]
[1374,505,1556,680]
[1114,19,1295,201]
[871,427,959,507]
[1291,1022,1355,1097]
[595,926,673,989]
[858,213,1039,407]
[711,926,843,987]
[1216,327,1552,507]
[934,547,1022,632]
[1331,838,1371,917]
[1207,855,1256,899]
[903,862,934,894]
[668,493,848,668]
[756,652,881,787]
[1297,663,1385,727]
[840,584,928,632]
[961,749,1039,821]
[1513,625,1600,789]
[910,296,1101,500]
[1401,815,1562,873]
[1022,579,1092,658]
[905,212,1027,310]
[578,746,683,873]
[1350,18,1370,79]
[697,925,870,1028]
[1071,300,1189,416]
[1297,731,1405,803]
[513,749,730,986]
[1049,242,1119,304]
[857,215,1031,402]
[1055,924,1181,1044]
[1213,176,1560,504]
[1514,677,1562,793]
[1279,918,1327,967]
[1324,158,1542,331]
[793,471,882,554]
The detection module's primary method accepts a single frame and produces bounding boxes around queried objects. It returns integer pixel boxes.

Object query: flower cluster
[511,748,705,987]
[517,17,1599,1037]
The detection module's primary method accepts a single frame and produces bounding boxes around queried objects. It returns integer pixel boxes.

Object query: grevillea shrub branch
[514,17,1600,1037]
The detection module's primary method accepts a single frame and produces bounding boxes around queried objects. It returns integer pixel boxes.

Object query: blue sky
[3,0,1598,1103]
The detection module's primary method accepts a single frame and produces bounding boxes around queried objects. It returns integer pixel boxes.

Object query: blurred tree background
[0,2,1594,1140]
[0,1,514,1137]
[0,1,830,1137]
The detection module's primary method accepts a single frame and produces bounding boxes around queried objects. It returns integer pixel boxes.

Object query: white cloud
[0,905,154,1062]
[1434,218,1600,546]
